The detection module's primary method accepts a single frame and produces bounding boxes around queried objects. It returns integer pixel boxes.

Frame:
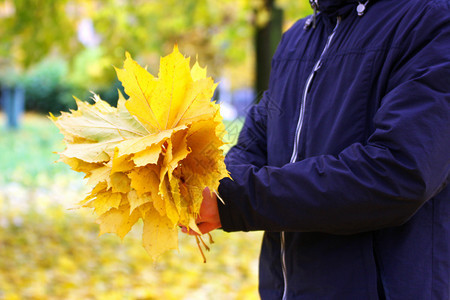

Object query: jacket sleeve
[217,4,450,234]
[224,91,269,169]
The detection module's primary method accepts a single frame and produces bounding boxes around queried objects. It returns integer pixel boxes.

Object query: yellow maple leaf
[52,45,230,261]
[89,191,122,216]
[143,207,178,261]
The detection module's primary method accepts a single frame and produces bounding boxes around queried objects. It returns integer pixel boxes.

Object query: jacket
[217,0,450,299]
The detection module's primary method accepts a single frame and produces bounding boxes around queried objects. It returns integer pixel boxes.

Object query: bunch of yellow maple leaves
[51,46,229,260]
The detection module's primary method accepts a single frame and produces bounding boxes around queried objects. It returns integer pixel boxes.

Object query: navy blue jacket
[217,0,450,299]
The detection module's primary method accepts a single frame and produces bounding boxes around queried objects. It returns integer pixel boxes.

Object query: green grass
[0,113,82,187]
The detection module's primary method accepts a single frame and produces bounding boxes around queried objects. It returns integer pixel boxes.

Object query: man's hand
[182,187,221,235]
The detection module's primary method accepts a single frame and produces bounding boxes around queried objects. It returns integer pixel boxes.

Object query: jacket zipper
[281,16,341,300]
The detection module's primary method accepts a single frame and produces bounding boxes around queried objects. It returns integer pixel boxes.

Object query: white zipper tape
[281,16,342,300]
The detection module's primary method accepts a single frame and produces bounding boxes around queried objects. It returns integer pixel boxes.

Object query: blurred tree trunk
[255,0,283,102]
[1,85,25,129]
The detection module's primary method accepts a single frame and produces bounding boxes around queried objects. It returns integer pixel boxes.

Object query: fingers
[180,226,200,236]
[179,186,221,236]
[180,222,220,236]
[197,222,220,235]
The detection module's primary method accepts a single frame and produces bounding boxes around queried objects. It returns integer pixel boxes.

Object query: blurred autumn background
[0,0,311,299]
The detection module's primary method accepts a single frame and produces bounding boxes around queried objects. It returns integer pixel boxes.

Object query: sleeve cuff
[217,177,247,232]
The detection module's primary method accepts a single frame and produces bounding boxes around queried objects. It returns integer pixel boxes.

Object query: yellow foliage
[52,45,229,260]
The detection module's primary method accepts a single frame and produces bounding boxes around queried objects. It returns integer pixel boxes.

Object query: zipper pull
[312,4,317,28]
[356,1,370,17]
[304,0,319,30]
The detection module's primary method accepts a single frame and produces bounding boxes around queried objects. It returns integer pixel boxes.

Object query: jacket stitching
[273,46,403,63]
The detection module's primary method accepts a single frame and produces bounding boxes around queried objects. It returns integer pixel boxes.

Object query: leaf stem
[207,233,214,244]
[198,235,210,252]
[195,235,207,263]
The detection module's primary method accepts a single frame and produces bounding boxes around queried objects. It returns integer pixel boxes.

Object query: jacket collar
[311,0,361,15]
[304,0,373,29]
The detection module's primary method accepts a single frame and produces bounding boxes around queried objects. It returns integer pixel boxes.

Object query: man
[189,0,449,298]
